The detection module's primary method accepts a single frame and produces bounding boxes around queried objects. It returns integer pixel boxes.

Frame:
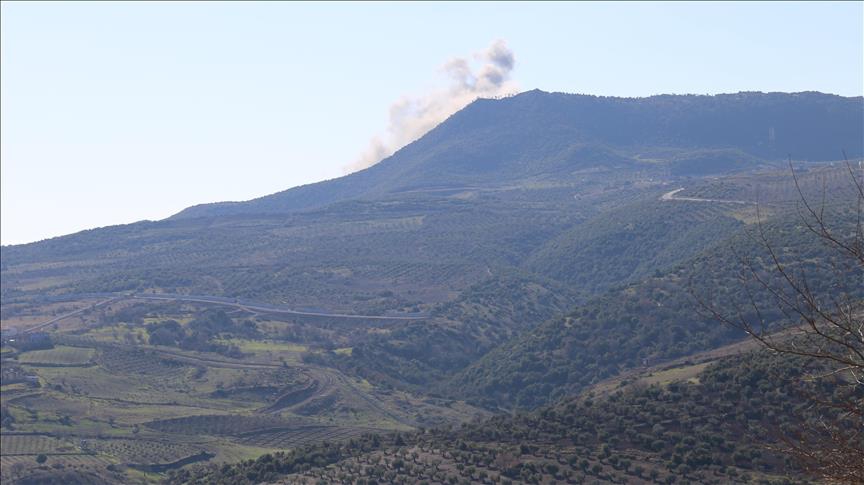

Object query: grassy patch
[217,338,307,353]
[638,362,711,387]
[0,434,80,455]
[18,346,96,366]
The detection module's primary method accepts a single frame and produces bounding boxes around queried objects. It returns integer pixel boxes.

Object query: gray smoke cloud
[345,40,518,173]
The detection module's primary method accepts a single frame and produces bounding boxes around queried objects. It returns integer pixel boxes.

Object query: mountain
[5,91,860,306]
[2,90,862,485]
[3,91,861,394]
[172,90,863,219]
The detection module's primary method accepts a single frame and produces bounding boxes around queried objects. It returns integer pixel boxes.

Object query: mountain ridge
[2,87,862,485]
[170,89,863,220]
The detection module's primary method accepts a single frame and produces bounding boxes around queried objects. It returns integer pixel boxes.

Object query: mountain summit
[172,90,863,220]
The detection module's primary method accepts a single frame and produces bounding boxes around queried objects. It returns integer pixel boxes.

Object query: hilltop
[171,90,863,219]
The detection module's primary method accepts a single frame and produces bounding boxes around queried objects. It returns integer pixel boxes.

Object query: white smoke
[345,40,518,173]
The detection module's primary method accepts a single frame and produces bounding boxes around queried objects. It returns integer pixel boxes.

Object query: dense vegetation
[3,91,861,483]
[145,310,256,357]
[174,90,863,219]
[450,207,863,409]
[314,273,581,390]
[169,350,852,484]
[526,199,742,293]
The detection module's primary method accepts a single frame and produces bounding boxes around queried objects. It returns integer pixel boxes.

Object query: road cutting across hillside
[660,187,753,204]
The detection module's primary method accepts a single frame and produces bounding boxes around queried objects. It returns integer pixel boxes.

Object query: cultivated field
[0,297,480,483]
[17,346,95,366]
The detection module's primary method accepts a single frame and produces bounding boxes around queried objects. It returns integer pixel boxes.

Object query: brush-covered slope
[525,197,744,293]
[312,272,583,390]
[169,350,850,485]
[172,90,863,219]
[5,91,859,287]
[448,198,864,409]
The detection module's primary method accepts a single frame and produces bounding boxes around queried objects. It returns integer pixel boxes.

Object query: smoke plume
[345,40,518,173]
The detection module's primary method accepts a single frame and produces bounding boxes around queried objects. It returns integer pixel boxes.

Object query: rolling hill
[2,89,862,484]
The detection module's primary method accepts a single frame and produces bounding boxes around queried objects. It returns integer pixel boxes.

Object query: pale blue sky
[2,1,862,245]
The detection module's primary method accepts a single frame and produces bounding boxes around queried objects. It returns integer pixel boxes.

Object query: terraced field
[143,414,299,436]
[0,434,79,455]
[90,439,205,465]
[97,346,191,378]
[0,454,119,483]
[0,453,114,467]
[17,346,95,366]
[0,287,496,483]
[236,425,375,448]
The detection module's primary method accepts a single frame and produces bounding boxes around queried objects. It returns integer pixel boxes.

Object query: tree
[699,158,863,483]
[36,453,48,465]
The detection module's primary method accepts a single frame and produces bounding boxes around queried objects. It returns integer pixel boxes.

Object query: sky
[2,1,862,246]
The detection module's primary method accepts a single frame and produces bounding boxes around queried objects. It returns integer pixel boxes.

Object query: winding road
[22,297,121,334]
[660,187,753,205]
[20,292,428,334]
[130,294,429,321]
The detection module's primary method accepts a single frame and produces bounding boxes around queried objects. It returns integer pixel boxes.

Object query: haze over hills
[1,89,862,484]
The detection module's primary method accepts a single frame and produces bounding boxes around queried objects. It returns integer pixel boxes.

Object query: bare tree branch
[692,159,864,483]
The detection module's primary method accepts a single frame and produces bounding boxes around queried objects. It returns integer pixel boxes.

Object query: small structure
[8,331,53,351]
[0,327,20,343]
[0,365,40,387]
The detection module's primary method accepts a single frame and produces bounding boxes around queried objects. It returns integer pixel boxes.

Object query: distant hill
[172,90,863,219]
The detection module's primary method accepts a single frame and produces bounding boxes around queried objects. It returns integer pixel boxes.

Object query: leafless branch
[692,158,864,483]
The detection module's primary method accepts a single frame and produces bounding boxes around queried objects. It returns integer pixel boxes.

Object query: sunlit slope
[172,90,863,219]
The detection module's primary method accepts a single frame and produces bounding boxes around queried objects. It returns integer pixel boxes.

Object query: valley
[1,297,490,484]
[2,90,862,483]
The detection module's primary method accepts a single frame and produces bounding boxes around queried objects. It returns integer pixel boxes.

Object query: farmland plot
[18,346,95,366]
[91,438,204,465]
[0,434,78,455]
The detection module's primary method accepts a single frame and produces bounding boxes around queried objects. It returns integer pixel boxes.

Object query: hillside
[525,198,743,293]
[171,90,863,219]
[168,348,857,484]
[448,193,864,409]
[4,91,861,315]
[2,90,862,484]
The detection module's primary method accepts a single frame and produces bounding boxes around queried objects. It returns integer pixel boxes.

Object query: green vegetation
[318,272,581,390]
[449,206,863,409]
[170,349,847,484]
[17,346,95,366]
[1,300,485,483]
[526,199,742,294]
[144,310,255,358]
[2,92,861,483]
